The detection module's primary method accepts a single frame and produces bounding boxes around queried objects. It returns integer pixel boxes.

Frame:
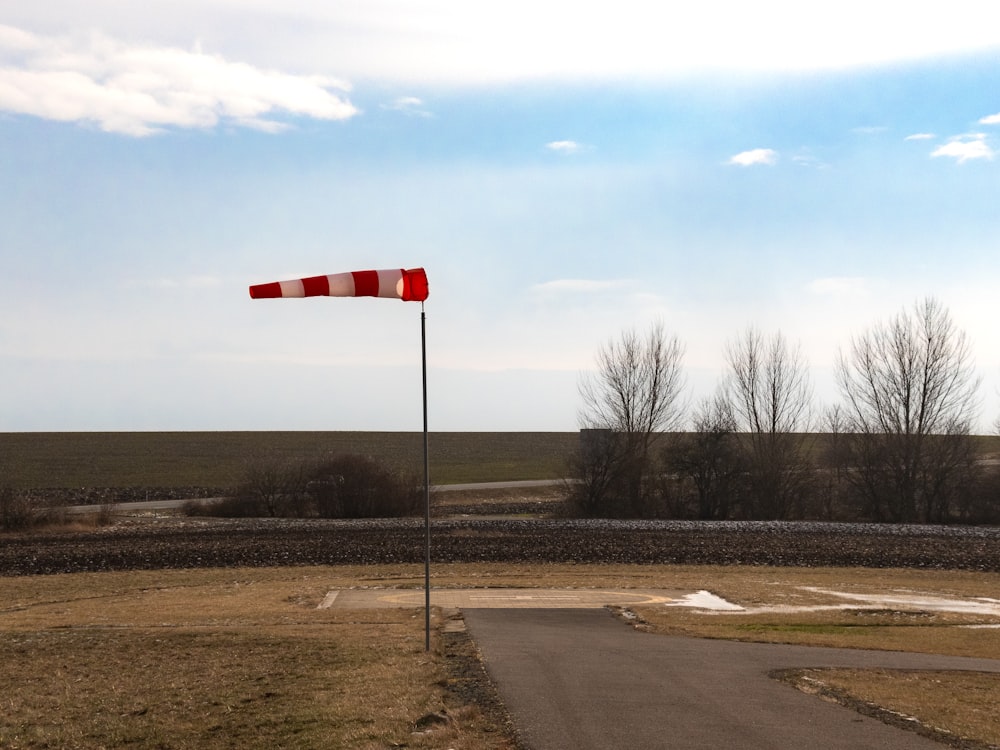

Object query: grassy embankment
[0,431,580,488]
[3,431,998,489]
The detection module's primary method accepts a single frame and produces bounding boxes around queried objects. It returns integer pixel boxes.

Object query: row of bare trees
[569,298,996,523]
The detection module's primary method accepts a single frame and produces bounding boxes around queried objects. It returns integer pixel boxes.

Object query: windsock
[249,267,428,302]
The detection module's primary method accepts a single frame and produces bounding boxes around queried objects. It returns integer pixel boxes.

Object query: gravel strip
[1,518,998,575]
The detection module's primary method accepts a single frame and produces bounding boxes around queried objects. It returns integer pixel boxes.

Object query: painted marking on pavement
[317,591,339,608]
[318,588,679,609]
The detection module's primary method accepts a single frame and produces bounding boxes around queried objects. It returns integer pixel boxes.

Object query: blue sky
[2,2,999,432]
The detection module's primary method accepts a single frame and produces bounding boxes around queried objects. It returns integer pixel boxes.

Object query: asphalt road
[65,480,562,514]
[464,608,1000,750]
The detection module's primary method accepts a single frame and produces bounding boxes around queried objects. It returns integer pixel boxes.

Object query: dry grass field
[6,430,994,490]
[0,431,579,488]
[2,563,999,749]
[0,566,514,750]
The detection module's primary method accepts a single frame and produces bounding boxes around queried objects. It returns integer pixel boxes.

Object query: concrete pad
[318,588,684,609]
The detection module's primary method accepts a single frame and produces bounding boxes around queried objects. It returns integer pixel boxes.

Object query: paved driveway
[464,608,1000,750]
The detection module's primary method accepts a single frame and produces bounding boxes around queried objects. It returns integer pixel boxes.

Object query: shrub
[224,456,307,517]
[0,486,34,531]
[305,454,420,518]
[180,498,216,516]
[955,465,1000,525]
[198,453,421,519]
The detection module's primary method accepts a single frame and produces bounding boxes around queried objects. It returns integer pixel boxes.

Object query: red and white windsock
[249,267,429,302]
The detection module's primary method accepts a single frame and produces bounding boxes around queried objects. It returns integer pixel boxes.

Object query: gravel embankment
[2,518,999,575]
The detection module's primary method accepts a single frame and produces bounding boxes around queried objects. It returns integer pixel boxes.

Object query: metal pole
[421,304,430,651]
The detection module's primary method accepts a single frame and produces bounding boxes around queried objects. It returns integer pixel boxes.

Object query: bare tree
[667,389,744,519]
[231,454,307,517]
[835,297,982,523]
[573,321,686,516]
[569,428,625,517]
[816,404,851,520]
[724,327,814,519]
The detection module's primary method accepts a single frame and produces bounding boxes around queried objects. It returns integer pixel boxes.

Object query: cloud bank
[0,24,358,135]
[7,2,1000,86]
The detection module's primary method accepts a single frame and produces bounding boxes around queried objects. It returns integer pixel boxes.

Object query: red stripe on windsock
[352,270,380,297]
[301,275,331,296]
[401,268,429,302]
[249,282,282,299]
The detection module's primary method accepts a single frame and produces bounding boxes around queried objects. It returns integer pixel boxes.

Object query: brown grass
[2,563,999,748]
[0,431,579,488]
[784,668,1000,748]
[0,566,515,749]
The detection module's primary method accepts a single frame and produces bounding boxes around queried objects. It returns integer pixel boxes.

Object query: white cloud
[0,24,358,135]
[546,140,584,154]
[728,148,778,166]
[931,134,996,163]
[980,112,1000,125]
[905,132,936,140]
[791,149,829,169]
[382,95,432,117]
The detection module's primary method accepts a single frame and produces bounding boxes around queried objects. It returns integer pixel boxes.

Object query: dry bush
[959,464,1000,524]
[0,487,78,531]
[195,453,421,519]
[0,490,119,534]
[305,454,421,518]
[1,486,34,530]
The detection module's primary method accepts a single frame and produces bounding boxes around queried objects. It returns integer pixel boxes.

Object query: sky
[2,1,999,433]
